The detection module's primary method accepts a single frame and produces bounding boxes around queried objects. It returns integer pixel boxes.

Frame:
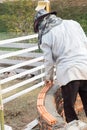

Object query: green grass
[0,32,19,40]
[51,4,87,33]
[0,0,87,40]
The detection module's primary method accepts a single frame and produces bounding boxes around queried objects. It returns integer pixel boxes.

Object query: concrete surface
[65,120,87,130]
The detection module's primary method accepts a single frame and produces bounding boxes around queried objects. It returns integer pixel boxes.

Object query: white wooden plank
[1,65,44,84]
[0,56,44,74]
[24,119,38,130]
[0,34,38,45]
[5,125,12,130]
[0,51,43,58]
[0,46,38,59]
[2,72,45,94]
[3,81,44,104]
[0,58,43,67]
[0,43,36,49]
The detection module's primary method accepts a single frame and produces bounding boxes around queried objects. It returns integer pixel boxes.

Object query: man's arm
[40,32,55,85]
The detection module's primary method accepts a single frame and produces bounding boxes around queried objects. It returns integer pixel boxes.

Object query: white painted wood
[0,34,45,103]
[1,65,44,84]
[0,46,38,59]
[24,119,38,130]
[2,72,45,94]
[5,125,12,130]
[0,50,43,58]
[0,34,38,45]
[3,81,44,104]
[0,34,45,129]
[0,56,44,74]
[0,58,43,68]
[0,43,36,49]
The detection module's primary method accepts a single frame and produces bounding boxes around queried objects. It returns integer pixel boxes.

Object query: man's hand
[45,80,53,86]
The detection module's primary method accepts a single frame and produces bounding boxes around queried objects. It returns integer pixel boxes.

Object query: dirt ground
[4,87,42,130]
[4,86,87,130]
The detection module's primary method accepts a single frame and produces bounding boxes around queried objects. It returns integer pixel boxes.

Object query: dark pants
[61,80,87,123]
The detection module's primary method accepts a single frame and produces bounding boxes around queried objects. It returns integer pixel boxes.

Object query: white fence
[0,34,45,105]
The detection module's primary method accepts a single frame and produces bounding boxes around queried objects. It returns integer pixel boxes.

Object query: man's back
[41,19,87,86]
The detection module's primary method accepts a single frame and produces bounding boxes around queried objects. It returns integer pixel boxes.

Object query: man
[34,9,87,123]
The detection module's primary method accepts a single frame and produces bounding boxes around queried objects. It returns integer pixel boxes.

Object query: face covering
[38,14,62,50]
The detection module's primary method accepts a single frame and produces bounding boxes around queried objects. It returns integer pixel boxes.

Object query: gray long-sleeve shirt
[41,20,87,87]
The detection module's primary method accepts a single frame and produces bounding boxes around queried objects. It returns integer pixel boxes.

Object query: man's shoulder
[63,19,79,26]
[63,19,77,23]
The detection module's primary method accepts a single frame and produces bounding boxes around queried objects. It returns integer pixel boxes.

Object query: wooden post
[0,84,4,130]
[35,0,51,12]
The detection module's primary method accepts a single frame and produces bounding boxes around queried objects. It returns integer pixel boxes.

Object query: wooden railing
[0,34,45,104]
[0,34,45,129]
